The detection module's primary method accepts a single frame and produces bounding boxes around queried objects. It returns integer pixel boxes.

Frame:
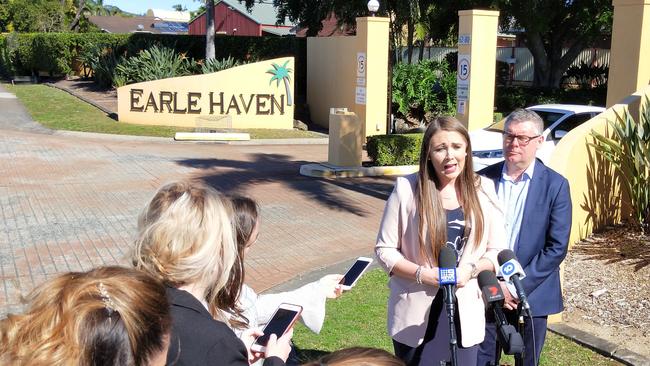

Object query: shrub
[495,86,607,113]
[367,133,423,166]
[0,32,305,79]
[392,59,456,121]
[590,97,650,234]
[562,62,609,89]
[114,45,196,85]
[201,56,242,74]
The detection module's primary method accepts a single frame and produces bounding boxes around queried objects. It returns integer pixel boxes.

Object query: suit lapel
[515,160,546,253]
[482,161,504,192]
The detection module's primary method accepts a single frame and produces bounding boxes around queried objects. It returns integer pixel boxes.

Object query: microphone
[478,270,524,356]
[438,245,458,304]
[498,249,531,316]
[438,246,458,366]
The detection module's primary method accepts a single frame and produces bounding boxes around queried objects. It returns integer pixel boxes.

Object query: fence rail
[398,47,611,83]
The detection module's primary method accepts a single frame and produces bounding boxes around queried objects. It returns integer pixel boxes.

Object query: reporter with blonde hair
[0,266,171,366]
[132,180,292,366]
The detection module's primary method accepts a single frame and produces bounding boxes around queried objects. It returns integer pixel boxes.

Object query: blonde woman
[132,181,292,366]
[0,266,171,366]
[375,117,506,365]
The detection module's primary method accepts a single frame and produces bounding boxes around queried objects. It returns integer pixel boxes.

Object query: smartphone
[251,303,302,354]
[339,256,373,290]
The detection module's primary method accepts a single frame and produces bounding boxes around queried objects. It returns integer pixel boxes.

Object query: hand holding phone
[263,328,293,361]
[250,303,302,354]
[339,257,373,290]
[319,274,344,298]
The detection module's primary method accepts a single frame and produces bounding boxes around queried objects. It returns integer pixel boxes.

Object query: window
[551,113,593,139]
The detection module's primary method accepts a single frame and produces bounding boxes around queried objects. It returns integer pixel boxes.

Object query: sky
[103,1,202,15]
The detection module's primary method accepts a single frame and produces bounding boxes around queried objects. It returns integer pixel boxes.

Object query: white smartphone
[338,256,373,290]
[250,303,302,354]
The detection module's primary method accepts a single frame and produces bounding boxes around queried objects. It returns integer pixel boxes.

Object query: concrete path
[0,84,395,316]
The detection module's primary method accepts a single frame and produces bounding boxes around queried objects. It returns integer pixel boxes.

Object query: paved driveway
[0,85,395,316]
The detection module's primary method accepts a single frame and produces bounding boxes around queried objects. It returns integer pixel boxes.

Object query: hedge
[495,85,607,112]
[367,133,423,166]
[0,32,306,95]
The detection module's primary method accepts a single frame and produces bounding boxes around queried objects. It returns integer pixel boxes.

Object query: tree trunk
[527,30,587,88]
[418,37,426,62]
[69,0,85,31]
[406,18,414,64]
[205,0,216,60]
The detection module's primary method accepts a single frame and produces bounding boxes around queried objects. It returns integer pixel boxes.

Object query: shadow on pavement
[176,153,395,217]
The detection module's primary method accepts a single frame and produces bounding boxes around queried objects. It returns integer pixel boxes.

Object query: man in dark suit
[476,109,572,366]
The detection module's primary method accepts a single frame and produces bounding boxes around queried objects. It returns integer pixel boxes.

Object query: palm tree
[267,60,293,107]
[86,0,110,16]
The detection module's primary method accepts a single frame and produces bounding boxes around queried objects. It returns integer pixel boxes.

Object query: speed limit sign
[457,55,470,83]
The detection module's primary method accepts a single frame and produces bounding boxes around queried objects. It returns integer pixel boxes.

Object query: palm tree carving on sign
[267,60,293,106]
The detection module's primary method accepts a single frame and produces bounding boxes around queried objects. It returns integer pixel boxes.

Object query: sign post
[456,10,500,131]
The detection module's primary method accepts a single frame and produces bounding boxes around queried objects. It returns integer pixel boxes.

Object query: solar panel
[153,22,189,33]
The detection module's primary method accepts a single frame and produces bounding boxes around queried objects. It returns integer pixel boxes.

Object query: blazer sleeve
[375,176,409,273]
[205,332,253,366]
[256,281,327,334]
[522,177,572,295]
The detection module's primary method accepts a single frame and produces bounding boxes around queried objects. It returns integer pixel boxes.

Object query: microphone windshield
[477,270,498,288]
[477,270,505,303]
[438,246,457,285]
[439,246,457,268]
[497,249,516,265]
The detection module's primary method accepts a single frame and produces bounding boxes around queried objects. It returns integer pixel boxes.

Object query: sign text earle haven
[129,89,286,115]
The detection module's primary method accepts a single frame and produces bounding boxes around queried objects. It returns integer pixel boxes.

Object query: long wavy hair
[0,266,170,366]
[132,180,239,320]
[417,116,484,266]
[218,195,261,329]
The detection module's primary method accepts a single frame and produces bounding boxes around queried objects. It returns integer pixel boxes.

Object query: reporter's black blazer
[166,287,284,366]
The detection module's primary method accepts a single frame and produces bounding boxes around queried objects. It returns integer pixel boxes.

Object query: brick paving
[0,84,395,317]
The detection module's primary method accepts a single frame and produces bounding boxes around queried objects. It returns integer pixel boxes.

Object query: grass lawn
[293,268,622,365]
[3,84,326,139]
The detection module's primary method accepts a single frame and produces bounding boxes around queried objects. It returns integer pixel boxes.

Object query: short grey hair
[504,109,544,135]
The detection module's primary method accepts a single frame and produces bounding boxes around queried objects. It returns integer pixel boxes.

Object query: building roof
[261,26,293,36]
[88,16,188,34]
[145,9,191,22]
[216,0,292,26]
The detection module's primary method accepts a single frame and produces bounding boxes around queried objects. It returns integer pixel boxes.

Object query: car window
[555,113,593,133]
[534,111,565,129]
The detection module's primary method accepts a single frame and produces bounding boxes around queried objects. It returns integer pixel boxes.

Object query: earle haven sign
[117,57,294,129]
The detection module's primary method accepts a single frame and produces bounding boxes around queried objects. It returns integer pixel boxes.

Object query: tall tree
[205,0,215,60]
[68,0,86,31]
[499,0,612,87]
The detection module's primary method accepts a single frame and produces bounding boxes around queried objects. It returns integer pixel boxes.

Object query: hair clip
[98,282,116,316]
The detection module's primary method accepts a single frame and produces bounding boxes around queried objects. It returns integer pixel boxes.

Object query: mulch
[563,223,650,358]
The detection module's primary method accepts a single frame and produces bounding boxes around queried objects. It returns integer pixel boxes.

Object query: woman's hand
[241,328,264,363]
[264,328,294,362]
[456,264,473,288]
[421,266,440,286]
[319,274,344,298]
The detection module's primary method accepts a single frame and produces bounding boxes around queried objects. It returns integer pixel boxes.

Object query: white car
[470,104,605,171]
